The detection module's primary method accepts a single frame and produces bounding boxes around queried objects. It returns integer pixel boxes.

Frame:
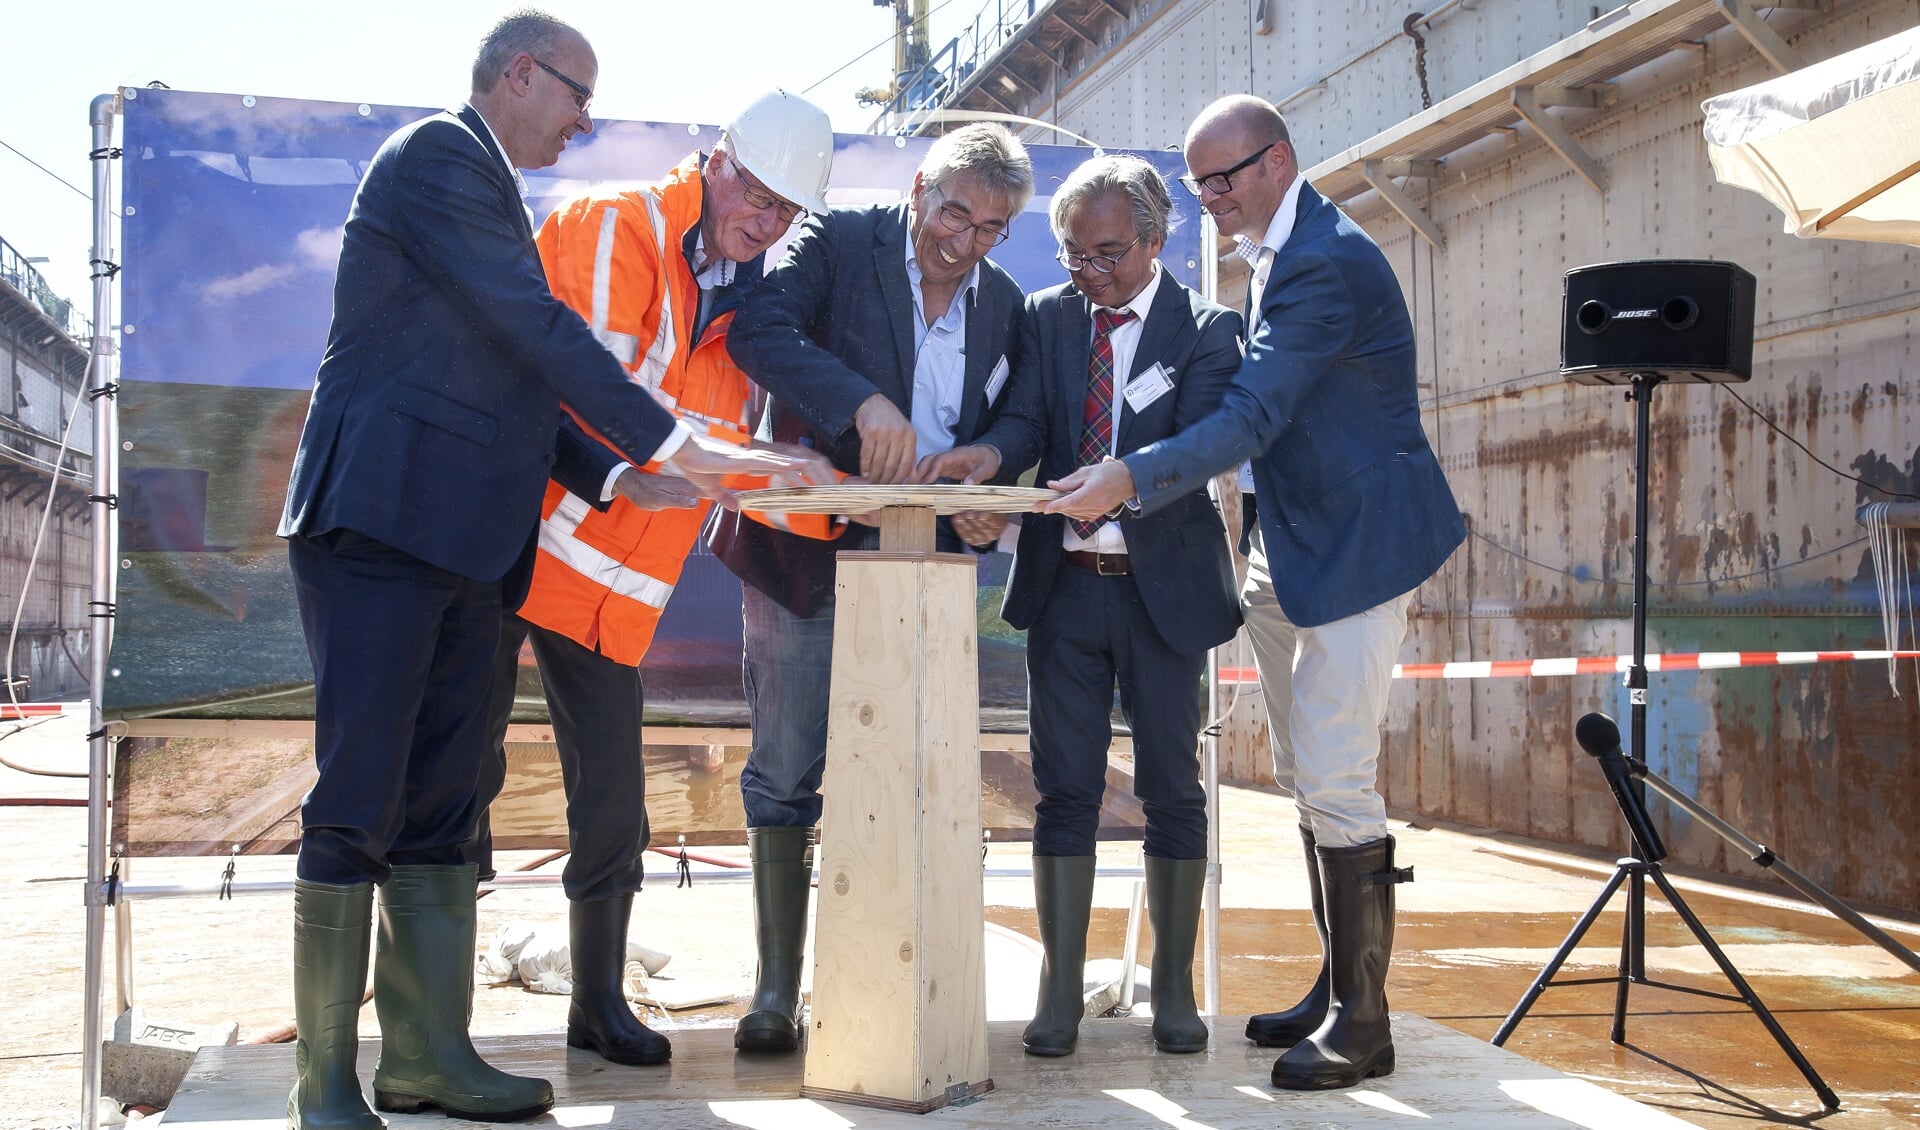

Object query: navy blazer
[277,104,678,582]
[712,202,1024,616]
[979,272,1243,657]
[1124,183,1464,628]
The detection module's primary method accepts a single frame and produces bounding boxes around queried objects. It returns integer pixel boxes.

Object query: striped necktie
[1071,307,1136,538]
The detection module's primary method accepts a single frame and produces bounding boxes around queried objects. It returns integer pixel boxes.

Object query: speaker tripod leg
[1493,865,1633,1047]
[1644,867,1840,1111]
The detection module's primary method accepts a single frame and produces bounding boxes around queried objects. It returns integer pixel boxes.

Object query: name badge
[1123,363,1174,413]
[984,355,1011,405]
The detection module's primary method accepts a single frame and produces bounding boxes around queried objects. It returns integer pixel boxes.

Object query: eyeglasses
[932,198,1012,246]
[1056,236,1141,275]
[533,58,593,114]
[1178,142,1275,197]
[736,165,807,225]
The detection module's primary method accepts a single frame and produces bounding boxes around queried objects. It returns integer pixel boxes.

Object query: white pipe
[1198,208,1222,1020]
[80,88,121,1130]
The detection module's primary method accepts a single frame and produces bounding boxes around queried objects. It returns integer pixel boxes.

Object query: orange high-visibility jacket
[519,153,839,666]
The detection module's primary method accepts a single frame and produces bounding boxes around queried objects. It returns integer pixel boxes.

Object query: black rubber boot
[1146,856,1209,1053]
[734,827,812,1053]
[1021,855,1096,1057]
[566,894,671,1066]
[1246,825,1329,1048]
[288,879,384,1130]
[1272,836,1410,1090]
[370,864,554,1120]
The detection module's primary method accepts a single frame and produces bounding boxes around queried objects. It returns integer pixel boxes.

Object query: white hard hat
[724,89,834,216]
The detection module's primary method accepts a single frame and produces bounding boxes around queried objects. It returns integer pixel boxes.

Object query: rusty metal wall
[1029,0,1920,911]
[1,290,93,702]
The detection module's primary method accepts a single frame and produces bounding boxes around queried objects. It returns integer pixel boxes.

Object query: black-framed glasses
[533,58,593,114]
[737,165,807,225]
[1056,236,1141,275]
[1178,142,1275,197]
[933,198,1012,246]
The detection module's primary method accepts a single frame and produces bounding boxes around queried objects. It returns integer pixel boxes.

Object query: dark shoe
[1246,825,1328,1048]
[288,879,384,1130]
[1021,855,1096,1057]
[566,895,671,1066]
[370,864,554,1121]
[734,827,812,1053]
[1146,856,1209,1053]
[1271,836,1410,1090]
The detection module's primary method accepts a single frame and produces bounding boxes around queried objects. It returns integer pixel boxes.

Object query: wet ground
[3,709,1916,1128]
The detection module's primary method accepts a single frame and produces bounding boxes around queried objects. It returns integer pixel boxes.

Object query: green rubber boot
[288,879,383,1129]
[370,864,553,1120]
[1146,856,1209,1053]
[1021,855,1096,1057]
[1245,825,1329,1047]
[734,827,813,1053]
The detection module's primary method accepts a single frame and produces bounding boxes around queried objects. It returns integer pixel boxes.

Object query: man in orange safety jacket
[467,90,839,1069]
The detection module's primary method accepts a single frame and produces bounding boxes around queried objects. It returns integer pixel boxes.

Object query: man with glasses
[1045,95,1465,1091]
[466,88,839,1071]
[920,154,1243,1059]
[276,12,804,1127]
[710,122,1033,1055]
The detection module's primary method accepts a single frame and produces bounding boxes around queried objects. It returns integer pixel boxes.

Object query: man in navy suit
[1046,96,1465,1091]
[275,12,797,1126]
[710,123,1033,1054]
[921,155,1243,1059]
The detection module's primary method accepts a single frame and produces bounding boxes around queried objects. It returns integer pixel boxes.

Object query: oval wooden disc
[734,483,1059,516]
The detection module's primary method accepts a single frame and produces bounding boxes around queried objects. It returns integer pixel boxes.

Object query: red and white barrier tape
[0,703,65,720]
[1219,650,1920,684]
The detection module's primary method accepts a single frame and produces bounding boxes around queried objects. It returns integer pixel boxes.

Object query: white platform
[158,1014,1697,1128]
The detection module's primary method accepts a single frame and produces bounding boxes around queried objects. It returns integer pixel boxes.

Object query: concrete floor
[3,708,1917,1129]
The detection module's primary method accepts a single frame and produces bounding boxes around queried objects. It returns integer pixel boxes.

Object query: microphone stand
[1490,373,1838,1113]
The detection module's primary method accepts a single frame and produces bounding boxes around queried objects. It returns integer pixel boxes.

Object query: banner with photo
[107,88,1200,853]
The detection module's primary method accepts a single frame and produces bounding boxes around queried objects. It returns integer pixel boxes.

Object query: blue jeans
[739,583,836,828]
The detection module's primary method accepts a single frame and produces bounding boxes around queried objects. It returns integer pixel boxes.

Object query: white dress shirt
[1232,173,1307,493]
[905,242,980,460]
[1064,260,1164,555]
[466,103,692,485]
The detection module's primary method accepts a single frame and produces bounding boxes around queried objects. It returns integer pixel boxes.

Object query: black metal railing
[873,0,1041,134]
[0,234,91,341]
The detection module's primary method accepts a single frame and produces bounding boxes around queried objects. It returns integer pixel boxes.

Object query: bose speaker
[1561,259,1756,385]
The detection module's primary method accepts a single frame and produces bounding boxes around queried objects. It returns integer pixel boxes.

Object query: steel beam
[1717,0,1805,74]
[1361,160,1446,250]
[1512,86,1607,194]
[1048,10,1099,48]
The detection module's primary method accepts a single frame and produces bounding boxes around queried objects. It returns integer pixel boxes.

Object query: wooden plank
[165,1016,1691,1127]
[114,720,1095,753]
[804,554,990,1110]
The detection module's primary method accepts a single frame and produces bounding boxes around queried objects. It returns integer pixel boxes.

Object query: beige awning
[1704,24,1920,246]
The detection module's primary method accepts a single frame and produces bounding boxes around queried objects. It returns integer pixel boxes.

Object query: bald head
[1181,95,1298,239]
[1185,95,1290,155]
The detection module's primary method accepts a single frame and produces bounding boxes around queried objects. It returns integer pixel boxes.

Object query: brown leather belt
[1062,549,1131,576]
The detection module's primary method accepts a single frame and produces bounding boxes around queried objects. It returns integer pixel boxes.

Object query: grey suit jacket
[711,202,1025,616]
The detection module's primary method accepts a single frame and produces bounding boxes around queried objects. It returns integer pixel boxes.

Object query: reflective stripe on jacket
[520,153,840,665]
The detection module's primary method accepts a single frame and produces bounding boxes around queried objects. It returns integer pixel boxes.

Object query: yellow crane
[855,0,933,107]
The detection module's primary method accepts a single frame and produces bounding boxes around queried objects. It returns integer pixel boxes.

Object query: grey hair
[472,8,579,94]
[919,123,1036,214]
[1049,155,1176,245]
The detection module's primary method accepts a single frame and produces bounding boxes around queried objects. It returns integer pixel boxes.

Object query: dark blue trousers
[468,614,650,901]
[1025,563,1208,859]
[289,529,504,884]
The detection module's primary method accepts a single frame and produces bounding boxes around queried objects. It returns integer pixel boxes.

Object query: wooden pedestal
[799,533,993,1113]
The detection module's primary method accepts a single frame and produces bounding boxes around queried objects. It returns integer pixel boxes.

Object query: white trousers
[1241,523,1409,847]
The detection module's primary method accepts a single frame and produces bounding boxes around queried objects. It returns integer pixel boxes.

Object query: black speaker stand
[1490,372,1839,1114]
